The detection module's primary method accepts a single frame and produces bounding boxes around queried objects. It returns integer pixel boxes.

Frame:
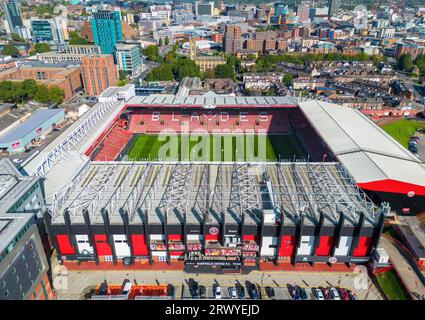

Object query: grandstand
[23,88,425,272]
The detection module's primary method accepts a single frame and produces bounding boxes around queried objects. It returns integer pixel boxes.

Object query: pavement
[54,269,383,300]
[380,235,425,300]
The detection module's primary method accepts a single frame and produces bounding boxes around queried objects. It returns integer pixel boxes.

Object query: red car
[339,288,351,300]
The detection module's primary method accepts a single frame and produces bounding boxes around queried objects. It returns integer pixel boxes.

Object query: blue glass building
[91,11,123,55]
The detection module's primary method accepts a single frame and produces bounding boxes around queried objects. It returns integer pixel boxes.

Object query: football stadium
[22,86,425,272]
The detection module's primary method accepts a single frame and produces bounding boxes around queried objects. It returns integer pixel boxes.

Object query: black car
[167,284,175,298]
[250,284,260,300]
[98,281,108,295]
[199,286,206,299]
[189,280,199,299]
[236,285,245,299]
[299,287,308,300]
[265,286,276,300]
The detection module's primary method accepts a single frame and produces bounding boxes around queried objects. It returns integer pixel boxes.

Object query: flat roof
[0,159,39,214]
[0,109,64,144]
[0,213,34,255]
[298,100,425,186]
[397,216,425,259]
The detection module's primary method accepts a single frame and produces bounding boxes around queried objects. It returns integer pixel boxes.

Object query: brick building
[80,54,119,96]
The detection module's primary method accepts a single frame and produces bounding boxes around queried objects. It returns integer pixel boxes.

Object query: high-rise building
[3,1,29,39]
[274,2,289,17]
[80,54,119,96]
[53,17,69,44]
[297,2,310,23]
[328,0,340,18]
[223,24,242,54]
[195,1,215,16]
[91,11,123,55]
[115,44,143,76]
[31,20,54,42]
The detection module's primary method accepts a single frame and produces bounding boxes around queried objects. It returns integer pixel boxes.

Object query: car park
[228,287,238,299]
[199,286,206,299]
[330,287,341,300]
[313,288,325,300]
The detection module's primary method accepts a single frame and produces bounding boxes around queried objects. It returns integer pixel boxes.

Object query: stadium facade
[20,86,425,272]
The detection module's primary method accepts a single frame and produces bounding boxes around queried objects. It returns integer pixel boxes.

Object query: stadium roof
[0,109,63,144]
[127,95,298,106]
[298,100,425,195]
[50,161,379,228]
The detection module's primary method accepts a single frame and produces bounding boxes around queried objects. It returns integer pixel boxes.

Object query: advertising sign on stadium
[209,227,219,235]
[12,142,20,149]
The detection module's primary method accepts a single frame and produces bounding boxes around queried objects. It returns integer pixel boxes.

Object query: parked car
[199,285,206,299]
[265,286,276,299]
[299,287,308,300]
[339,288,350,300]
[98,281,108,295]
[167,284,175,298]
[329,287,341,300]
[228,287,238,299]
[348,291,359,300]
[313,288,325,300]
[214,286,222,299]
[250,284,260,300]
[323,287,331,300]
[291,285,301,300]
[122,279,132,297]
[189,280,199,299]
[237,285,245,299]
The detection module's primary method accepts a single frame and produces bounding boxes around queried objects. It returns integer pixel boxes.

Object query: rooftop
[0,159,39,214]
[0,109,64,145]
[50,161,379,228]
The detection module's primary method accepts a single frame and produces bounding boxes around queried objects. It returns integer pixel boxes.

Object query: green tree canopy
[48,86,65,104]
[11,33,24,42]
[214,64,234,79]
[34,43,51,53]
[1,45,19,57]
[165,36,170,46]
[34,85,50,103]
[397,53,414,73]
[283,73,293,86]
[158,38,163,47]
[142,45,160,62]
[21,79,38,100]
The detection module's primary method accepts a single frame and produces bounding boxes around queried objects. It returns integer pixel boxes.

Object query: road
[132,61,159,85]
[416,132,425,162]
[380,235,425,300]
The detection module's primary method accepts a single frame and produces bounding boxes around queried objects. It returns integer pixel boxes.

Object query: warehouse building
[0,109,65,154]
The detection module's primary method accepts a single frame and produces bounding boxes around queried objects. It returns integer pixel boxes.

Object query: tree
[173,57,200,80]
[142,45,160,62]
[21,79,38,100]
[146,64,174,81]
[11,33,24,42]
[34,43,51,53]
[214,64,234,79]
[283,73,293,86]
[246,54,257,61]
[117,80,126,86]
[158,38,163,47]
[165,36,170,46]
[397,53,414,73]
[1,45,19,57]
[34,85,50,103]
[173,40,179,51]
[119,70,127,81]
[0,81,17,102]
[48,86,65,104]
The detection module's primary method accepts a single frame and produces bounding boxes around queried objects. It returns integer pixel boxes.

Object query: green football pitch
[126,134,307,162]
